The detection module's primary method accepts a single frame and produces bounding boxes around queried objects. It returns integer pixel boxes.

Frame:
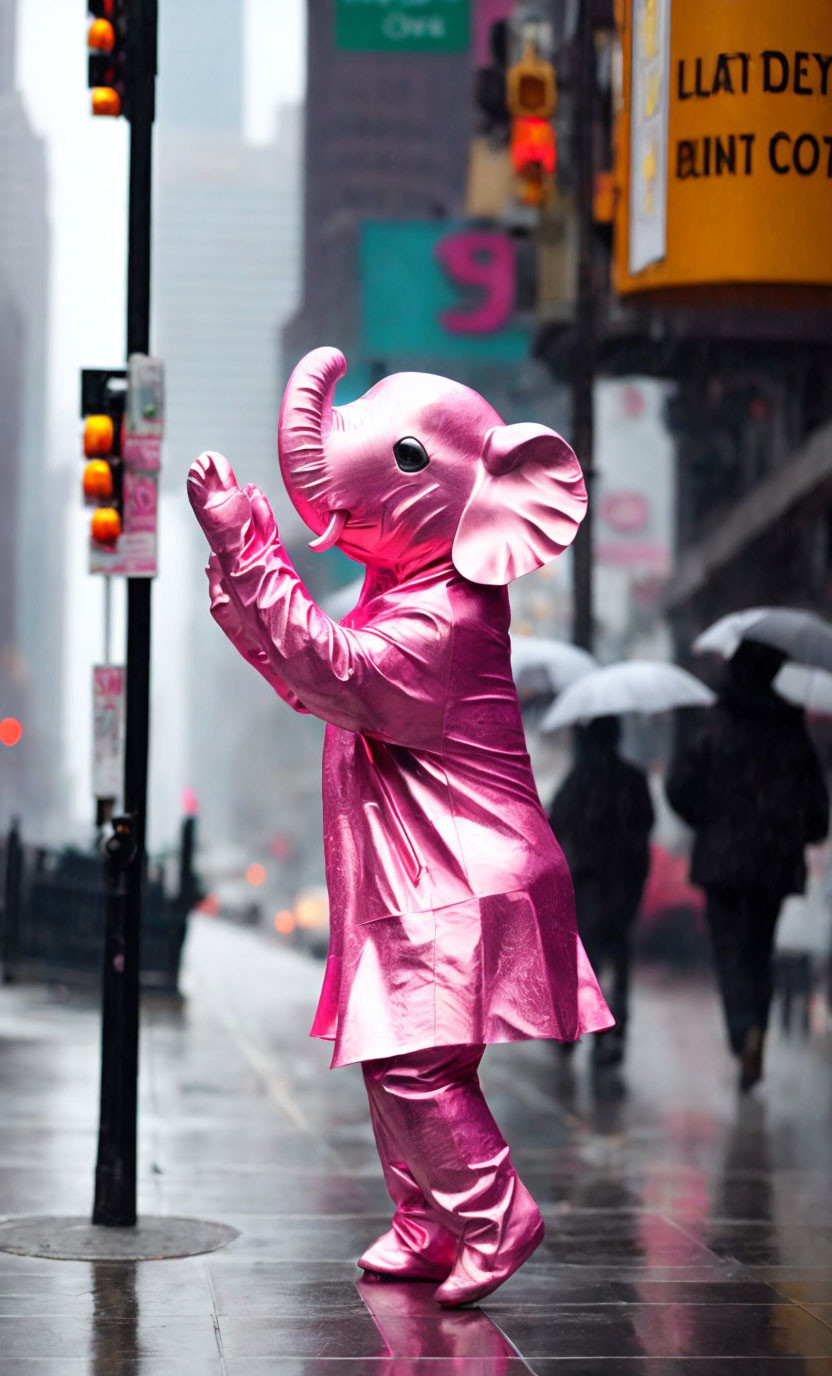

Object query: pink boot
[358,1218,457,1282]
[435,1178,544,1307]
[360,1065,458,1281]
[362,1044,542,1304]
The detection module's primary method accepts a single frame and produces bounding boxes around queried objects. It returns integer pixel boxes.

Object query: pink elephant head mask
[278,346,586,585]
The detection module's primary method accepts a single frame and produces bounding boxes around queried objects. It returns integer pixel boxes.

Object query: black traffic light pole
[571,0,597,653]
[93,0,158,1228]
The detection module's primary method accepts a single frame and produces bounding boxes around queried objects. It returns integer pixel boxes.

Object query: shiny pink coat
[188,348,613,1067]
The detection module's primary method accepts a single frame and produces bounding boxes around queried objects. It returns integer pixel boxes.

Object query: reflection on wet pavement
[0,915,831,1373]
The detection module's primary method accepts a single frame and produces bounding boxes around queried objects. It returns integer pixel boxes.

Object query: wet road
[1,914,831,1373]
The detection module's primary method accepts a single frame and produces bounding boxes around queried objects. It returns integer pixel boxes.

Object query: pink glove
[187,451,258,561]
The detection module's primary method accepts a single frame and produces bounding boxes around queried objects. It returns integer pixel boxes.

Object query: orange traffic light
[91,87,122,117]
[88,17,116,51]
[81,367,125,563]
[91,507,122,545]
[88,2,125,118]
[83,414,115,457]
[83,459,115,501]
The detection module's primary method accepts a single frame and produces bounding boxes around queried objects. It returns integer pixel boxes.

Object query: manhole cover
[0,1215,239,1261]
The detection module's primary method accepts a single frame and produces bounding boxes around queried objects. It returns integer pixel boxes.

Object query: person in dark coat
[549,715,655,1066]
[665,640,829,1090]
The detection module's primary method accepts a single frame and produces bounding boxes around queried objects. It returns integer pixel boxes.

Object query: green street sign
[335,0,470,53]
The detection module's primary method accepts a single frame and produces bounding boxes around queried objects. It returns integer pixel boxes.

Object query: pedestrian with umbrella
[666,612,830,1092]
[510,635,597,705]
[545,662,713,1066]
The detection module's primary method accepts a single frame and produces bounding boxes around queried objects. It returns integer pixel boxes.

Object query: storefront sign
[615,0,832,291]
[335,0,470,53]
[628,0,671,273]
[594,379,674,576]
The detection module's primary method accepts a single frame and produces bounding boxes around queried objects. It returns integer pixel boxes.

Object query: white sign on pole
[93,665,125,801]
[629,0,671,275]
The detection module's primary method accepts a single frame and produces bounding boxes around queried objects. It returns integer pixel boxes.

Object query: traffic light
[474,19,510,139]
[88,1,127,117]
[81,369,126,550]
[506,40,558,208]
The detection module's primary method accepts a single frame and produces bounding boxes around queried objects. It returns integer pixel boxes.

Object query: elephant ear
[452,423,587,586]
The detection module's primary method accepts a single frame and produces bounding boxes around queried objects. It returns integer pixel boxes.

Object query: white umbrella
[510,636,597,702]
[694,607,832,672]
[542,660,715,731]
[775,662,832,715]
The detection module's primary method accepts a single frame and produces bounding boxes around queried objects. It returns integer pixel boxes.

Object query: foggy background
[9,0,306,863]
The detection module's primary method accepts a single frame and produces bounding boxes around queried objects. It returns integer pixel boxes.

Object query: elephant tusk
[308,509,348,553]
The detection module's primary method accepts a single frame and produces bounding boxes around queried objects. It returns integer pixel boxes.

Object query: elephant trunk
[278,347,347,539]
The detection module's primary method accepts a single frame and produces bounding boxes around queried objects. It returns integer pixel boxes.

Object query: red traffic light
[0,717,22,748]
[511,116,557,178]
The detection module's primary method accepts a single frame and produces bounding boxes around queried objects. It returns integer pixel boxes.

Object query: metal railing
[0,823,188,994]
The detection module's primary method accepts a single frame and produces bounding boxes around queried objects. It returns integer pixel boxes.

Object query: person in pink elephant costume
[187,347,613,1307]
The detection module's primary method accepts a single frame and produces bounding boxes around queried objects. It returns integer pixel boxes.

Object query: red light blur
[0,717,22,747]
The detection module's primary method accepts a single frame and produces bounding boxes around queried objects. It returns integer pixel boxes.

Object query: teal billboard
[335,0,470,53]
[360,220,530,365]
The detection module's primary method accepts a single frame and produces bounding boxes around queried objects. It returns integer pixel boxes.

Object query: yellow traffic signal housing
[506,41,557,120]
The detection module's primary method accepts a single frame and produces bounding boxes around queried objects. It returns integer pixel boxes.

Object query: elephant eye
[393,436,430,473]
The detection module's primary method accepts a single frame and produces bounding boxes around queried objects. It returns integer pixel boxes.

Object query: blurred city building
[284,0,473,367]
[605,0,832,656]
[149,0,304,849]
[662,329,832,651]
[0,0,62,830]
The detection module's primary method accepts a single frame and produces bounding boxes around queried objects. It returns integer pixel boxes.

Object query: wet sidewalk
[1,914,832,1374]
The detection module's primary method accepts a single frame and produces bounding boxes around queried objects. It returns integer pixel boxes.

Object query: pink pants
[362,1043,526,1263]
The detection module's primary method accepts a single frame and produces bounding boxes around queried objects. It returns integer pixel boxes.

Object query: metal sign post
[93,0,158,1229]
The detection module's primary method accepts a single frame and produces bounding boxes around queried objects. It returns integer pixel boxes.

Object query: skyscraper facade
[284,0,473,362]
[0,0,56,829]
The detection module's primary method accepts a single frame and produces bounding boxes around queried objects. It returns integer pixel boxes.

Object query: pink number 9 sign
[435,231,516,336]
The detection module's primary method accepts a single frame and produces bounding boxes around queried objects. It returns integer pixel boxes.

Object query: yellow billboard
[614,0,832,293]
